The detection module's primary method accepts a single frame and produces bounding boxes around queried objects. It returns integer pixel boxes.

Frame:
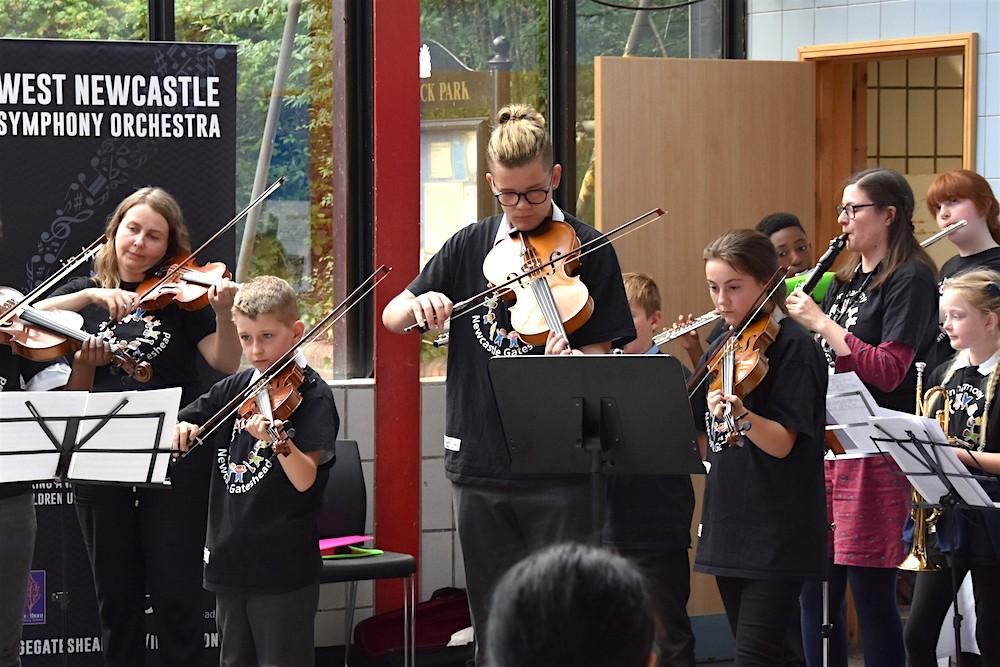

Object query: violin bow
[0,236,105,328]
[402,207,668,334]
[686,267,789,400]
[175,264,391,458]
[130,176,286,310]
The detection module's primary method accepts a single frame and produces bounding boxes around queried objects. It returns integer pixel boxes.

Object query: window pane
[576,0,711,224]
[176,0,347,379]
[0,0,147,39]
[419,0,548,378]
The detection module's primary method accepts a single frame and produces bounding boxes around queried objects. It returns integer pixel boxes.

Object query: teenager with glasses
[786,168,940,667]
[382,103,634,664]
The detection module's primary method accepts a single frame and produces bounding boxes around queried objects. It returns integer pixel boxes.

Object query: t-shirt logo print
[952,382,985,447]
[823,288,868,366]
[219,421,275,493]
[97,308,172,364]
[471,293,533,357]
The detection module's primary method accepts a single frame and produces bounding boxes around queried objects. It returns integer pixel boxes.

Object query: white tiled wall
[748,0,1000,180]
[315,378,457,647]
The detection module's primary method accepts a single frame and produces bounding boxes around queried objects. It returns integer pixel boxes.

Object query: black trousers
[75,467,211,667]
[614,546,695,667]
[216,582,319,667]
[904,563,1000,667]
[452,478,593,666]
[715,576,804,667]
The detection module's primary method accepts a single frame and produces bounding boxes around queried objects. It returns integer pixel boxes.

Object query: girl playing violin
[381,103,635,663]
[786,167,939,667]
[690,229,827,667]
[33,187,242,667]
[173,276,338,667]
[903,269,1000,666]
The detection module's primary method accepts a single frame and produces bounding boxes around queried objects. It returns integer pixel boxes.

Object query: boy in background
[607,272,696,667]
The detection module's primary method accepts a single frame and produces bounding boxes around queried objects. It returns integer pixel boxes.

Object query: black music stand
[489,354,704,541]
[0,387,180,667]
[0,388,181,487]
[870,414,1000,667]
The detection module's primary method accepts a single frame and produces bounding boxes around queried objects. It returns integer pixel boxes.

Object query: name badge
[444,435,461,452]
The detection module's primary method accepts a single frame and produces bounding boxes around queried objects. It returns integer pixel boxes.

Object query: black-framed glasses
[836,202,877,220]
[492,186,551,207]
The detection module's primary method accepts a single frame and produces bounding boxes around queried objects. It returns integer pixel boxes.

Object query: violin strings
[528,278,567,339]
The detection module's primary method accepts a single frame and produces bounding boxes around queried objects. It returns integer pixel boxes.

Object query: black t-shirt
[178,365,339,593]
[603,351,694,551]
[691,316,828,581]
[49,276,218,407]
[49,276,220,493]
[407,212,636,483]
[926,357,1000,562]
[0,347,62,499]
[821,260,938,412]
[926,247,1000,371]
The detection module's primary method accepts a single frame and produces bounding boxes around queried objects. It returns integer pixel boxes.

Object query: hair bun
[988,283,1000,298]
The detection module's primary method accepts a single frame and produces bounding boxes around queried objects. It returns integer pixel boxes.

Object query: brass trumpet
[899,361,946,572]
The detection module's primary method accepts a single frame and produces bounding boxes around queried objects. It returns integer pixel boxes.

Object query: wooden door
[594,56,816,619]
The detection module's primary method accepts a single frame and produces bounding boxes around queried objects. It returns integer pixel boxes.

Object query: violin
[175,265,391,459]
[689,268,788,446]
[0,237,104,330]
[237,362,304,455]
[0,287,152,383]
[707,310,781,446]
[481,218,593,346]
[401,208,666,336]
[137,258,236,312]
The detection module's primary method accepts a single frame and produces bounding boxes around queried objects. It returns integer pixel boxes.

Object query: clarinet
[800,233,848,295]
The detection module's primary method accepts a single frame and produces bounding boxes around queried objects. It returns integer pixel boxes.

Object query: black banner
[1,38,237,666]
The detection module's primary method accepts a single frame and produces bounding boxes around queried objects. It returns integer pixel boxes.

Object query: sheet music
[868,411,995,508]
[825,372,890,457]
[1,388,180,485]
[68,387,181,484]
[0,391,88,483]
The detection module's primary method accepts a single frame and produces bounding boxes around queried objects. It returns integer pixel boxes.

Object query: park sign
[419,39,492,113]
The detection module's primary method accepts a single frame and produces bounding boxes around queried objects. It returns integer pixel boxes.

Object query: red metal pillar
[372,0,421,611]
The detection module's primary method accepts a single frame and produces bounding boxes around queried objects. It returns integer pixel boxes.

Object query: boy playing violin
[173,275,338,667]
[382,103,634,663]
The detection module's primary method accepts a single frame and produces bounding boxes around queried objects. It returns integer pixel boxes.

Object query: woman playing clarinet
[787,167,940,667]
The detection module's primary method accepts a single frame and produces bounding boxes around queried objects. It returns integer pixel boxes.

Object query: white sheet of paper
[0,391,89,482]
[868,412,994,508]
[826,372,889,455]
[67,387,181,485]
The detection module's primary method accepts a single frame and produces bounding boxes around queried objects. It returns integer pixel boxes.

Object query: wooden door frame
[799,33,978,244]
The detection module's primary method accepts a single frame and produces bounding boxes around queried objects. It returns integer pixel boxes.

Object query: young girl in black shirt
[34,187,241,667]
[925,170,1000,371]
[903,269,1000,666]
[692,229,827,666]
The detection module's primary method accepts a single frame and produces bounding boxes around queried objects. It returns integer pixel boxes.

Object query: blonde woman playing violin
[33,187,241,667]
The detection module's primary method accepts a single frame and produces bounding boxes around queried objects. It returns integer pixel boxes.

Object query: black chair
[318,440,417,667]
